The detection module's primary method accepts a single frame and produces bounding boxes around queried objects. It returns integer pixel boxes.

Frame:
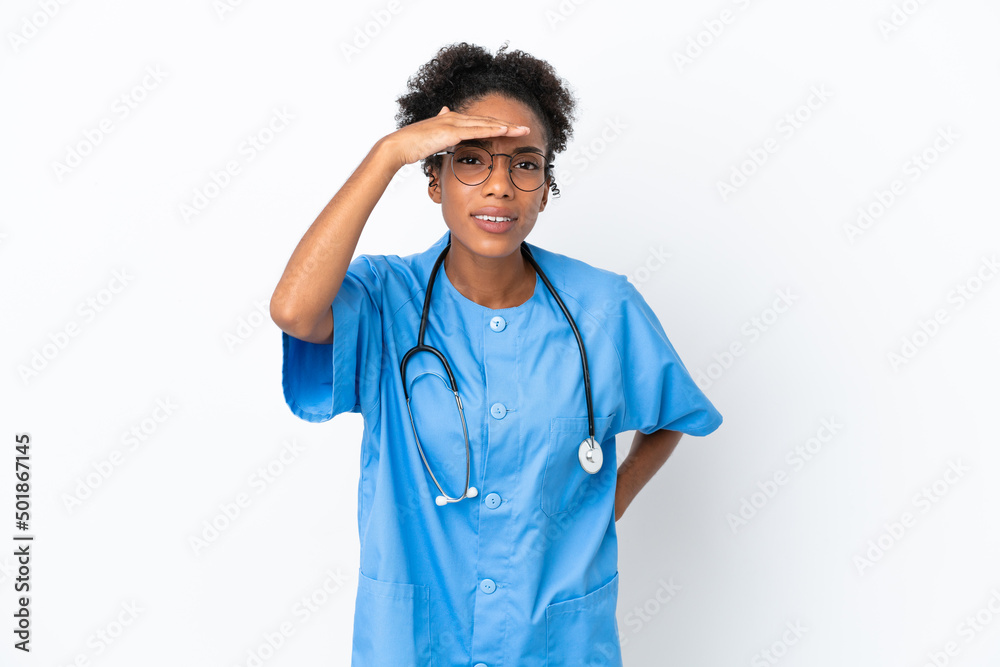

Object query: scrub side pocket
[545,571,623,667]
[540,414,615,517]
[351,569,432,667]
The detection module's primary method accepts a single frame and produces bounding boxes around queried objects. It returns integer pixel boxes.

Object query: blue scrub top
[281,230,722,666]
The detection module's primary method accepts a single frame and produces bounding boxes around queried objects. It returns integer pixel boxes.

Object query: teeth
[474,215,513,222]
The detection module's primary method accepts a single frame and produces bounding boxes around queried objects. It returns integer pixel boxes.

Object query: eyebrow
[456,138,545,154]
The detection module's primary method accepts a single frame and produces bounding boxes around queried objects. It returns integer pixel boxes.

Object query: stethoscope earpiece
[435,487,478,507]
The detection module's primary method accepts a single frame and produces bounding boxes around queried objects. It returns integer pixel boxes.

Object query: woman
[270,41,723,666]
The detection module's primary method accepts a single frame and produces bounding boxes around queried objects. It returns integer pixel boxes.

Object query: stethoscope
[400,233,602,506]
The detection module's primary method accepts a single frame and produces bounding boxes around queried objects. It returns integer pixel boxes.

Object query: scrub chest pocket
[541,414,616,517]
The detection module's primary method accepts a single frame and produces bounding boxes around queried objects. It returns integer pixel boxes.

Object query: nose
[480,154,515,197]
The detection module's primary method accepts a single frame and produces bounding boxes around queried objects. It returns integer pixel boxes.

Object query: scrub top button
[490,403,507,419]
[474,664,488,667]
[479,578,496,594]
[484,493,501,509]
[490,315,506,332]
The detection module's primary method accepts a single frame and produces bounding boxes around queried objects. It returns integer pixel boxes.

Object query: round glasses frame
[432,148,549,192]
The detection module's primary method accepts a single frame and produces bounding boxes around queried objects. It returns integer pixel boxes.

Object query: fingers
[437,107,529,133]
[450,119,531,135]
[458,125,530,141]
[495,125,531,135]
[473,117,529,132]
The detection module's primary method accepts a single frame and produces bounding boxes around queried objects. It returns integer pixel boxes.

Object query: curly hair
[395,41,578,198]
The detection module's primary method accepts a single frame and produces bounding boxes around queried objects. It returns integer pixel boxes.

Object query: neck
[443,239,536,309]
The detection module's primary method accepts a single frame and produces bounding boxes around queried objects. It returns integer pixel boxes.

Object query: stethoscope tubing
[400,233,596,504]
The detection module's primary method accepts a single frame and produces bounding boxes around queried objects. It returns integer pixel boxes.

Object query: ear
[427,165,442,204]
[538,176,550,212]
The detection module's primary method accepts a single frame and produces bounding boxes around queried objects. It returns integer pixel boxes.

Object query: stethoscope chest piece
[578,437,603,475]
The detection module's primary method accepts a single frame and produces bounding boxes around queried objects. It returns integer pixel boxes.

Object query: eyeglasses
[433,146,549,192]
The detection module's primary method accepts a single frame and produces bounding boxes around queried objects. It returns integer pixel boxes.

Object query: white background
[3,0,999,665]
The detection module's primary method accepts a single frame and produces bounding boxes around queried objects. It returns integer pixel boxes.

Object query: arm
[615,428,684,521]
[270,138,402,344]
[270,107,527,345]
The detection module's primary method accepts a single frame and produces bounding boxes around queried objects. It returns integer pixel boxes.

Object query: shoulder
[527,242,637,320]
[341,246,438,324]
[344,249,424,290]
[349,235,448,287]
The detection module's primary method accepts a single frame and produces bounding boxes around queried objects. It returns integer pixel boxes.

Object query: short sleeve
[612,277,723,436]
[281,255,384,422]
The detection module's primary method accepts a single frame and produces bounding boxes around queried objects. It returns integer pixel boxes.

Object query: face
[428,93,550,260]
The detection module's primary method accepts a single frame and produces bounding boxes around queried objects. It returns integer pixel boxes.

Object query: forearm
[270,137,402,343]
[615,429,683,521]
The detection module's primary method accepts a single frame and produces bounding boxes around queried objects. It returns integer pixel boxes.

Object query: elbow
[270,293,307,339]
[270,293,293,331]
[270,293,333,343]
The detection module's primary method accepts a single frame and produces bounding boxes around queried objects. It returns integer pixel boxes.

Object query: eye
[512,154,543,171]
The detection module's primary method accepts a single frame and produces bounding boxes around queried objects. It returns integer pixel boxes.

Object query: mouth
[471,214,516,223]
[470,213,517,234]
